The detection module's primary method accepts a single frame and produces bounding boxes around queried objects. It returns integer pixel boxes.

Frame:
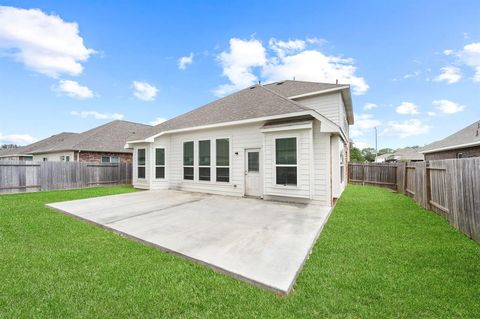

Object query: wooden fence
[348,159,480,243]
[0,160,132,194]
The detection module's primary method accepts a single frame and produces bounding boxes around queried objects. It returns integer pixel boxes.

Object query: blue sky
[0,0,479,149]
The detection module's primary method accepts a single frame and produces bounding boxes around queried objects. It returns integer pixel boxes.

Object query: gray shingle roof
[132,84,311,141]
[130,80,352,142]
[0,132,77,157]
[263,80,345,97]
[29,120,152,154]
[388,147,424,161]
[0,121,152,157]
[421,120,480,153]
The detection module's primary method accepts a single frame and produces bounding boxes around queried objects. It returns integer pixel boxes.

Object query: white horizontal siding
[312,121,331,205]
[32,151,75,162]
[294,93,341,125]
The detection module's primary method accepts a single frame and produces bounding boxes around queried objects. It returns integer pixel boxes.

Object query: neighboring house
[375,153,393,163]
[0,121,152,164]
[126,80,354,206]
[420,120,480,160]
[386,147,424,162]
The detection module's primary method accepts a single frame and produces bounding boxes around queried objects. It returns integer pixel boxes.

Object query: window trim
[215,138,230,183]
[274,136,299,187]
[155,148,166,179]
[183,141,194,181]
[340,147,345,184]
[137,148,146,179]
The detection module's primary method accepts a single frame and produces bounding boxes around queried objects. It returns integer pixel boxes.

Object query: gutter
[420,141,480,154]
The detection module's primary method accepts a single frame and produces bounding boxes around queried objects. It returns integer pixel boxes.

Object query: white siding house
[127,80,354,206]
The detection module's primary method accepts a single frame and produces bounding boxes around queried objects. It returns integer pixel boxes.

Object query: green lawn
[1,185,479,318]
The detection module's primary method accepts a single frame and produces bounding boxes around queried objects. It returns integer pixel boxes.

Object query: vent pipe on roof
[336,79,338,84]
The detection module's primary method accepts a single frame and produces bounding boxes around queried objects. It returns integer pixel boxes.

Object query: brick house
[0,121,151,163]
[420,120,480,160]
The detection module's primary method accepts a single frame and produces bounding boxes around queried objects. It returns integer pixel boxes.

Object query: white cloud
[427,111,436,117]
[70,111,124,120]
[434,66,461,84]
[396,102,419,115]
[53,80,94,99]
[214,38,267,96]
[178,53,194,70]
[363,103,377,111]
[0,6,94,78]
[0,132,37,145]
[132,81,158,101]
[350,113,381,138]
[353,141,370,149]
[433,99,465,114]
[458,42,480,81]
[381,119,430,138]
[149,117,167,126]
[443,49,454,56]
[214,37,368,96]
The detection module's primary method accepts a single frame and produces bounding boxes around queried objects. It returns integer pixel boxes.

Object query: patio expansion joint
[103,197,209,225]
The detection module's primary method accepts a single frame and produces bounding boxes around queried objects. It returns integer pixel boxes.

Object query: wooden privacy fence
[348,163,398,188]
[348,159,480,243]
[0,160,132,194]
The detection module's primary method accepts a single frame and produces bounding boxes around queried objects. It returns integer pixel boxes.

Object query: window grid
[275,137,297,186]
[198,140,211,181]
[155,148,165,179]
[137,148,146,179]
[216,138,230,183]
[183,141,194,180]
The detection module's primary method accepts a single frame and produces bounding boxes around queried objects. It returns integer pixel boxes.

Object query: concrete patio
[46,190,332,294]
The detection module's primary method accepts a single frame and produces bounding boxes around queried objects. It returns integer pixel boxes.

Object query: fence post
[425,161,432,210]
[362,164,366,186]
[403,163,408,195]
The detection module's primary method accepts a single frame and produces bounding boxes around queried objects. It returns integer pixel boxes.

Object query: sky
[0,0,479,150]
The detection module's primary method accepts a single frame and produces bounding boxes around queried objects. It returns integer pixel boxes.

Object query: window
[110,156,119,164]
[155,148,165,179]
[137,149,146,179]
[248,152,259,172]
[457,152,464,159]
[101,156,110,163]
[216,139,229,182]
[183,141,194,180]
[60,156,65,161]
[198,140,211,181]
[275,137,297,186]
[65,156,70,162]
[340,149,345,183]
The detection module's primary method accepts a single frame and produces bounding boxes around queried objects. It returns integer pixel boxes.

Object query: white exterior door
[245,149,262,197]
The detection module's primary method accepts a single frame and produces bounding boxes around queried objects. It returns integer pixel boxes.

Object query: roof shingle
[421,120,480,153]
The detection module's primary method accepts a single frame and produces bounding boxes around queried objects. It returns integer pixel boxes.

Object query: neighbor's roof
[28,120,152,154]
[0,132,77,157]
[0,121,152,157]
[420,120,480,154]
[389,147,425,161]
[130,80,353,142]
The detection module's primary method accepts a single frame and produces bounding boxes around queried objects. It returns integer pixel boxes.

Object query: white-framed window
[198,140,211,181]
[183,141,194,180]
[137,149,146,179]
[155,148,165,179]
[275,137,297,186]
[216,138,230,182]
[102,156,119,163]
[43,157,48,162]
[60,155,70,162]
[340,148,345,183]
[457,152,464,159]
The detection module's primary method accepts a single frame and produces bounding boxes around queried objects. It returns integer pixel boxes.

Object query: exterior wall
[32,151,75,162]
[131,120,333,205]
[77,151,132,164]
[294,93,342,126]
[424,145,480,160]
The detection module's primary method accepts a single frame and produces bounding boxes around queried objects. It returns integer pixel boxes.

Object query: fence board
[349,158,480,243]
[0,160,132,194]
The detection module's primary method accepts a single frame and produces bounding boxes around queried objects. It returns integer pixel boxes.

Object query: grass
[1,185,479,318]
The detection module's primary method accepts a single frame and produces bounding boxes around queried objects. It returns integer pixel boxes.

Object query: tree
[361,148,377,162]
[350,146,365,163]
[378,148,394,155]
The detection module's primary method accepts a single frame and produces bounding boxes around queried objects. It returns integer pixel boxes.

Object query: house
[125,80,354,206]
[385,147,424,162]
[375,153,393,163]
[420,120,480,160]
[0,121,151,163]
